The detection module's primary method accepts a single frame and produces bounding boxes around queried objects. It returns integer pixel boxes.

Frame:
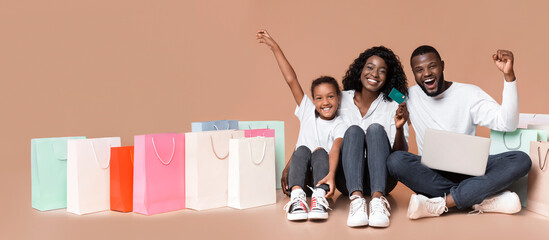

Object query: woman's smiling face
[360,55,388,93]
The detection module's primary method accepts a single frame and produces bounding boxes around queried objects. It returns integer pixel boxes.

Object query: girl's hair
[311,76,341,97]
[342,46,408,101]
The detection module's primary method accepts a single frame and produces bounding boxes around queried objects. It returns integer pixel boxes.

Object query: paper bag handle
[90,141,111,169]
[538,146,549,171]
[247,125,269,130]
[502,132,522,150]
[248,139,267,165]
[210,134,233,160]
[213,123,230,131]
[151,137,175,165]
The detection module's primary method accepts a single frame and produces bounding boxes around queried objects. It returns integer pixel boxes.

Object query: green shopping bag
[31,136,85,211]
[490,129,547,207]
[239,121,285,189]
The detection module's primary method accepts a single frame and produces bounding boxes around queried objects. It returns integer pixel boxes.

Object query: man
[386,45,531,219]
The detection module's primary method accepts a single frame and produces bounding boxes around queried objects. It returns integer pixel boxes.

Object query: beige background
[2,0,549,239]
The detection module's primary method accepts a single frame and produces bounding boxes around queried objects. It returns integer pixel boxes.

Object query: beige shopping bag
[185,130,244,210]
[67,137,121,215]
[228,137,276,209]
[527,141,549,217]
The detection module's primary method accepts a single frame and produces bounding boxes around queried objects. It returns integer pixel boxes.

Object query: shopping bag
[228,137,276,209]
[490,129,546,207]
[527,141,549,217]
[528,124,549,141]
[185,130,245,210]
[239,121,285,189]
[519,113,549,129]
[191,120,239,132]
[133,133,185,215]
[31,136,86,211]
[110,146,134,212]
[67,137,121,215]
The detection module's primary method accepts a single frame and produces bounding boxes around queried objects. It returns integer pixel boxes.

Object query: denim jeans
[287,146,330,195]
[387,150,531,209]
[335,124,398,196]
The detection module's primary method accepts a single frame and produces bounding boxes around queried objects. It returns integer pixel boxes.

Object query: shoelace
[370,196,391,216]
[283,194,309,213]
[426,197,449,215]
[349,195,366,216]
[307,186,332,211]
[468,198,496,215]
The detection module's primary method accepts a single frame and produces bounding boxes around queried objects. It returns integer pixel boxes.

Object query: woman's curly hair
[342,46,408,101]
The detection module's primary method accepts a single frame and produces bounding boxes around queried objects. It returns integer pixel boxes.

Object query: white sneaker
[470,191,521,215]
[347,195,368,227]
[369,196,391,227]
[283,188,309,221]
[308,187,331,220]
[407,194,448,220]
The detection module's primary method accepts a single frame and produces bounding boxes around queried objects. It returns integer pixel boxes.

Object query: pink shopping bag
[244,128,275,139]
[133,133,185,215]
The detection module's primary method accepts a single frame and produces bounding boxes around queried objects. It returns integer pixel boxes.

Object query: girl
[256,30,347,221]
[336,47,409,227]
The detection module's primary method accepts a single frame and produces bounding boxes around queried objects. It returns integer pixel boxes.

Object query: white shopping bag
[228,137,276,209]
[67,137,121,215]
[185,130,244,210]
[519,113,549,129]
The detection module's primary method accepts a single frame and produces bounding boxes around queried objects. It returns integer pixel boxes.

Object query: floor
[7,183,549,240]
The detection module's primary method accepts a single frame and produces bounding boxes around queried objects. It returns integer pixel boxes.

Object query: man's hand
[492,49,516,82]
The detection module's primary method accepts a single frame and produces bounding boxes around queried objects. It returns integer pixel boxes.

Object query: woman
[330,46,409,228]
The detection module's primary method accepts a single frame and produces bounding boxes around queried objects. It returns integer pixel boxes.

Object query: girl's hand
[281,162,290,196]
[316,173,336,198]
[395,102,409,129]
[256,29,278,50]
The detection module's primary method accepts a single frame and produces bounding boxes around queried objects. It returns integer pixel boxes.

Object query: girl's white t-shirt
[294,95,348,153]
[338,90,409,147]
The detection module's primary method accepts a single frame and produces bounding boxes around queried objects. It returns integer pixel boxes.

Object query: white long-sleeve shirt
[408,80,519,155]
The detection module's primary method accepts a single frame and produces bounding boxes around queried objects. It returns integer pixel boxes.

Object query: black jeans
[287,146,330,196]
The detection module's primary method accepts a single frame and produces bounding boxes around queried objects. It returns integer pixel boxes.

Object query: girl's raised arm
[256,30,304,105]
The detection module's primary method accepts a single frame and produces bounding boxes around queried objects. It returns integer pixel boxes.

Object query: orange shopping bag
[110,146,134,212]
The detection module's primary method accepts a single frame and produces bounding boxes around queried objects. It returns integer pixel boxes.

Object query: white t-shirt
[338,90,409,147]
[407,80,519,155]
[294,95,348,153]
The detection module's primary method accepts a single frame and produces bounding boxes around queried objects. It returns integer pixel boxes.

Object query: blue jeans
[387,150,531,209]
[287,146,330,196]
[335,124,398,196]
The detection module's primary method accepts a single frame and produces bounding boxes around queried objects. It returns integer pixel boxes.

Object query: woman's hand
[395,102,409,129]
[316,173,336,198]
[256,29,279,50]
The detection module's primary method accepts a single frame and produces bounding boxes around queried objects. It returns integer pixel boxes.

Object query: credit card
[388,88,406,104]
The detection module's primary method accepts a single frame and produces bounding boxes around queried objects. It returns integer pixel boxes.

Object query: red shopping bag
[110,146,134,212]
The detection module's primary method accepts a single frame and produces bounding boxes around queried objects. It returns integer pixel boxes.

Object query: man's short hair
[410,45,442,66]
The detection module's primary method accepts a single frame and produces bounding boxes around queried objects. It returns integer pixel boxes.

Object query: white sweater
[408,80,519,154]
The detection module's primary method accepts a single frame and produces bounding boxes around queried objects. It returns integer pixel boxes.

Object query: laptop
[421,128,491,176]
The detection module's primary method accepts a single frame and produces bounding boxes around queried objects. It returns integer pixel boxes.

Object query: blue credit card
[388,88,406,104]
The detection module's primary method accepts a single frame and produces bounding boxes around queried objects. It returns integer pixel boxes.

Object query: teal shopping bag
[239,121,285,189]
[490,129,547,207]
[31,136,86,211]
